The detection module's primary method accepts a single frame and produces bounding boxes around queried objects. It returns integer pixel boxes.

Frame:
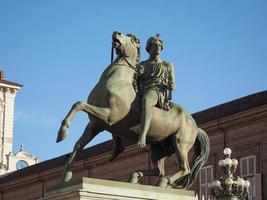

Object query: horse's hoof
[137,141,146,148]
[63,171,72,183]
[129,172,143,184]
[56,126,68,143]
[158,177,169,188]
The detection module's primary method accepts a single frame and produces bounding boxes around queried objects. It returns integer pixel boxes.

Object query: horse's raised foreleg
[57,101,84,142]
[57,101,110,142]
[78,103,110,123]
[62,122,103,183]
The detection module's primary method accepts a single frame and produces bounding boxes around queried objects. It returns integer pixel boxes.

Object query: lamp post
[209,148,250,200]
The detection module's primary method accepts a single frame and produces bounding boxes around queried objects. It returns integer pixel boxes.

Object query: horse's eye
[118,32,121,35]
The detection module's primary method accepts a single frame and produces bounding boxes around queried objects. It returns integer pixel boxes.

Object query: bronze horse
[57,31,209,189]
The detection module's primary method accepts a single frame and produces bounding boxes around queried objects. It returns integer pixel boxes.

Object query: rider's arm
[169,63,176,91]
[137,62,144,76]
[136,62,145,91]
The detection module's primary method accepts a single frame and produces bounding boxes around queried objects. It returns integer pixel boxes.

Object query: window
[16,160,29,169]
[240,155,260,200]
[241,155,256,177]
[199,165,213,200]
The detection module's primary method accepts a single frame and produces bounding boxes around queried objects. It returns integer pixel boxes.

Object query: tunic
[139,60,173,110]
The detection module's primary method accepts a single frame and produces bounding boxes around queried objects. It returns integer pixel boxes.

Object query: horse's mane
[126,33,141,94]
[126,33,140,63]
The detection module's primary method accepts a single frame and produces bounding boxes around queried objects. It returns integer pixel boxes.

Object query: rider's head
[146,34,164,53]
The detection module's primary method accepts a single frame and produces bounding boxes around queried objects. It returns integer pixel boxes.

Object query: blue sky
[1,0,266,161]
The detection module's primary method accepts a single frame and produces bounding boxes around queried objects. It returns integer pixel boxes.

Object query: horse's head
[112,31,140,66]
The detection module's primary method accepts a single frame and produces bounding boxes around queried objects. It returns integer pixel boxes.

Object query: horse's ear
[132,37,141,49]
[127,33,140,45]
[132,36,140,44]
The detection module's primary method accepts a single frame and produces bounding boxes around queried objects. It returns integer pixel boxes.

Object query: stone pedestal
[41,177,197,200]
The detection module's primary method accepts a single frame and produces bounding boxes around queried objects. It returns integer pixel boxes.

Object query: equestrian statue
[56,31,210,189]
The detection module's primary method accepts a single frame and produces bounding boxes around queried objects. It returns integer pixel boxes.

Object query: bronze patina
[137,34,176,148]
[57,31,210,189]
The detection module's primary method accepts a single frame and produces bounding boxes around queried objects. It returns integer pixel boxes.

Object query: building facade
[0,71,38,176]
[0,90,266,200]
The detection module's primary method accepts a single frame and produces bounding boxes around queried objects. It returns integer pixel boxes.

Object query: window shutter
[248,157,255,175]
[241,158,247,177]
[239,156,258,200]
[199,166,213,200]
[201,169,205,184]
[255,173,262,200]
[207,167,212,183]
[200,186,205,198]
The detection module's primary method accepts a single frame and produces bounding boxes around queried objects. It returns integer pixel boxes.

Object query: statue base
[41,177,197,200]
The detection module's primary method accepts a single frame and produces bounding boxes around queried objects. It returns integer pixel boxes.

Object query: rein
[110,46,137,72]
[123,56,137,71]
[110,45,139,93]
[111,45,114,63]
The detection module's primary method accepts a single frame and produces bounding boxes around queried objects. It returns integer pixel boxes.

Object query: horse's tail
[175,128,210,189]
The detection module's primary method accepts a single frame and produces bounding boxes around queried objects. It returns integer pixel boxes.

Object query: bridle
[110,41,138,72]
[122,56,137,71]
[110,40,140,93]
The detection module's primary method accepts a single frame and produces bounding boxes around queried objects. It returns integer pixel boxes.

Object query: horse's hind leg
[159,134,191,188]
[130,145,167,184]
[129,157,166,184]
[62,122,102,183]
[166,135,192,188]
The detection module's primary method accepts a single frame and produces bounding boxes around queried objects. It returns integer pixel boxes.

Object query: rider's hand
[137,64,144,75]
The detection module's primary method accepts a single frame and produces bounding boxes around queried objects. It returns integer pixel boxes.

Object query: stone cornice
[192,90,267,124]
[0,80,22,89]
[199,104,267,133]
[0,87,18,94]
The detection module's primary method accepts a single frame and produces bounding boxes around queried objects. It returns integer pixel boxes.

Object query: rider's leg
[138,89,158,148]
